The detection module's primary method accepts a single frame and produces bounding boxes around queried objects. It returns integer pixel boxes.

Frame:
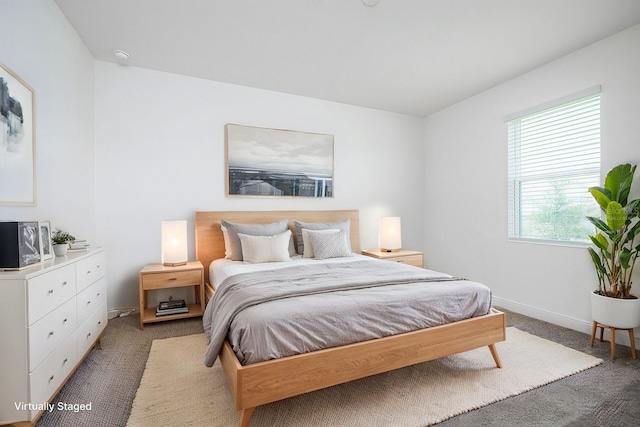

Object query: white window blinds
[507,91,601,243]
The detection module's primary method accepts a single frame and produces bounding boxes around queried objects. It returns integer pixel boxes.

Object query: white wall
[0,2,95,240]
[95,62,425,310]
[423,25,640,340]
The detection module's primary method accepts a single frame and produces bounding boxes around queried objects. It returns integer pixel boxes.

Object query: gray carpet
[35,309,640,427]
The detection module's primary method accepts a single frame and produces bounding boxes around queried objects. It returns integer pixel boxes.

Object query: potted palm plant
[587,163,640,329]
[51,229,76,257]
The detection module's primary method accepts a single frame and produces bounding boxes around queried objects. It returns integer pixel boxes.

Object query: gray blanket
[203,259,491,367]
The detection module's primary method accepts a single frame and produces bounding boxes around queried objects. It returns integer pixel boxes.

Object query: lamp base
[163,261,187,267]
[380,248,401,253]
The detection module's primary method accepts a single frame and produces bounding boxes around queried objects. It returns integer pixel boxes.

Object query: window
[507,89,601,244]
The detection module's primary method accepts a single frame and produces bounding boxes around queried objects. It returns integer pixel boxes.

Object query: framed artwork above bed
[225,123,334,198]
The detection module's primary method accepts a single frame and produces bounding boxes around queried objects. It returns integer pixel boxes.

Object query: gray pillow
[294,219,351,255]
[221,219,289,261]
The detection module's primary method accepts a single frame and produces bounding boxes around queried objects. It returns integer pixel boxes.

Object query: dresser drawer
[76,252,106,293]
[76,277,107,326]
[28,298,77,371]
[77,303,107,357]
[141,269,202,290]
[29,332,78,412]
[27,264,77,326]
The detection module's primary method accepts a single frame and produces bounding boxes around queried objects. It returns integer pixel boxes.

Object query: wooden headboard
[195,210,361,284]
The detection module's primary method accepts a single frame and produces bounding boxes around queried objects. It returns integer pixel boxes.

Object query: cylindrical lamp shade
[162,220,188,266]
[379,217,402,252]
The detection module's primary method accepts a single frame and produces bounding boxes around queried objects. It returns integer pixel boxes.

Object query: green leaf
[588,247,606,274]
[596,233,609,250]
[620,248,632,269]
[626,220,640,242]
[604,163,636,204]
[586,216,614,239]
[625,199,640,218]
[588,187,612,211]
[606,201,626,231]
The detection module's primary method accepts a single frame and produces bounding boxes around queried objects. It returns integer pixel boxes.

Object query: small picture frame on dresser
[39,221,53,260]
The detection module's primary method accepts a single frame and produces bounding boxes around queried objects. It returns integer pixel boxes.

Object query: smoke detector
[113,50,130,61]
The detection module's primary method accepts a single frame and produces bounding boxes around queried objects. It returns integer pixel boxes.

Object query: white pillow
[237,230,292,263]
[221,219,289,261]
[307,230,352,260]
[301,228,339,258]
[294,219,351,255]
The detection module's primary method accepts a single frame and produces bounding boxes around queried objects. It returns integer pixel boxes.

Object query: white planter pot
[591,291,640,329]
[53,243,69,257]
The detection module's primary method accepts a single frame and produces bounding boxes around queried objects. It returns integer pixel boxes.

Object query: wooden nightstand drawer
[386,254,423,267]
[142,269,202,290]
[361,250,424,268]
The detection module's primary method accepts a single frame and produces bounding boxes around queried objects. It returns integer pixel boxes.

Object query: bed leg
[238,407,256,427]
[488,344,502,368]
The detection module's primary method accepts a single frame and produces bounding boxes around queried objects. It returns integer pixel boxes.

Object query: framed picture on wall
[0,61,36,206]
[39,221,53,261]
[225,123,334,198]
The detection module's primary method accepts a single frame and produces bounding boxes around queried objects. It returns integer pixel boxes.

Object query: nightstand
[138,261,204,330]
[361,249,424,268]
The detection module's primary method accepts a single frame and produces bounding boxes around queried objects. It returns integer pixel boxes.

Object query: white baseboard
[107,307,137,320]
[493,296,639,350]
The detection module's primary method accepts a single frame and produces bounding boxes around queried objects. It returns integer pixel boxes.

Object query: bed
[195,210,506,427]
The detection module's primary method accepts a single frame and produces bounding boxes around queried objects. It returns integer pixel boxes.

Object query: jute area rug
[126,327,602,427]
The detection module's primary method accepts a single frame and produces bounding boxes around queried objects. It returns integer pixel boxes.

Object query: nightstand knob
[48,289,54,294]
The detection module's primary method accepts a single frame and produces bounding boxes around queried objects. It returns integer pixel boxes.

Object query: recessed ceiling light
[113,50,129,61]
[361,0,381,6]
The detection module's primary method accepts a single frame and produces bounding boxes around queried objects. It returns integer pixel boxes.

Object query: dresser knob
[87,270,91,275]
[48,331,54,336]
[98,321,102,325]
[87,333,91,338]
[87,300,91,305]
[63,318,68,323]
[169,277,178,281]
[62,281,67,286]
[63,358,68,364]
[49,375,55,382]
[48,289,54,294]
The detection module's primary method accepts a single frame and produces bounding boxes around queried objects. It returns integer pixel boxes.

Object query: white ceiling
[54,0,640,117]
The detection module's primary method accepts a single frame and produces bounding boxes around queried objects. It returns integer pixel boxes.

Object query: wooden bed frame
[195,210,506,427]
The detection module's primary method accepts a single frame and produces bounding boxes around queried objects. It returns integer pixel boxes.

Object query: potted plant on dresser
[51,229,76,257]
[587,163,640,358]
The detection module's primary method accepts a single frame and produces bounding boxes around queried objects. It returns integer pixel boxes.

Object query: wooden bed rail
[220,308,506,427]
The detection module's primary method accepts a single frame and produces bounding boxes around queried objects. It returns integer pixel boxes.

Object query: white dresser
[0,248,107,426]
